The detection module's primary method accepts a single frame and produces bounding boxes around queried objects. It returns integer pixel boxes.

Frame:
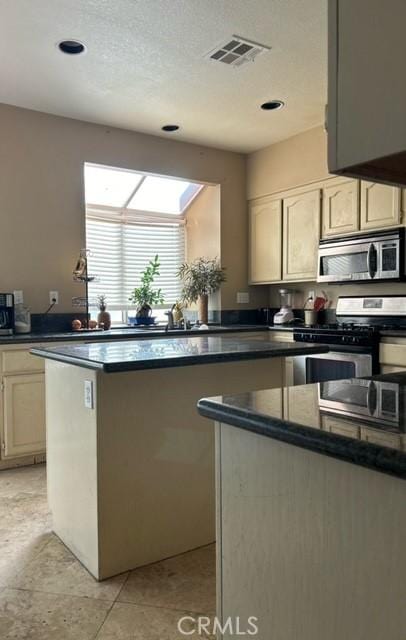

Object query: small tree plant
[128,255,164,317]
[178,257,226,323]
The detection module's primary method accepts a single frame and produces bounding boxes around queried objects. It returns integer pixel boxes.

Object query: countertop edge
[30,343,330,372]
[197,399,406,480]
[0,325,270,345]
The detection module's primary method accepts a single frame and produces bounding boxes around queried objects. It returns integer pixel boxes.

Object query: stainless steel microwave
[317,228,405,284]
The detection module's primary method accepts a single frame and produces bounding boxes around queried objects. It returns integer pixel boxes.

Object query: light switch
[84,380,94,409]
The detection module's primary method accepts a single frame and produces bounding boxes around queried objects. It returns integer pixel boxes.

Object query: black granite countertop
[198,374,406,479]
[30,335,329,373]
[0,324,268,345]
[380,329,406,337]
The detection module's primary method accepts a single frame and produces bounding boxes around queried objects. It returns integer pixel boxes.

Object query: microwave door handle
[367,381,378,416]
[367,243,377,278]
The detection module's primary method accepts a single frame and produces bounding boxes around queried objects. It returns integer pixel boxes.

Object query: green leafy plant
[178,257,226,304]
[128,255,164,315]
[97,295,107,311]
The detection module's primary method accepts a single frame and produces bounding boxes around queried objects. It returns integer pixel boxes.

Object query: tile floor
[0,464,216,639]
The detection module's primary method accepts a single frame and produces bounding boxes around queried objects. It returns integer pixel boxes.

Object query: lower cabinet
[2,373,45,459]
[0,344,46,466]
[379,337,406,371]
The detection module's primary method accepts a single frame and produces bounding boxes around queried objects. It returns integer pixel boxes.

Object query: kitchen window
[84,163,203,323]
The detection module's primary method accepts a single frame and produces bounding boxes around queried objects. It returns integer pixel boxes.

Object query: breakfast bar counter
[197,374,406,640]
[31,335,328,580]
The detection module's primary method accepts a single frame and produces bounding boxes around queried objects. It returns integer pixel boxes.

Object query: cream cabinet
[360,181,401,230]
[0,344,46,466]
[322,178,359,237]
[3,373,45,458]
[249,196,282,283]
[282,187,321,281]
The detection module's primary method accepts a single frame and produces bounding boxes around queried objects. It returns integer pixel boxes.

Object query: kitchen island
[31,334,328,580]
[198,375,406,640]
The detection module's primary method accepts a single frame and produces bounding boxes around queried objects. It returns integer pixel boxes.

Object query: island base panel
[216,422,406,640]
[45,357,283,579]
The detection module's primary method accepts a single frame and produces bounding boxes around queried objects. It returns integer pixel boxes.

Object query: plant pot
[136,304,152,318]
[97,310,111,330]
[198,294,209,324]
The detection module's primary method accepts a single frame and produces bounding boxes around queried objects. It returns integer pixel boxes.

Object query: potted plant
[128,255,164,325]
[97,295,111,330]
[178,257,226,324]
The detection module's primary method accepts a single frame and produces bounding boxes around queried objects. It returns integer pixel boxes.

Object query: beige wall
[185,184,221,311]
[186,185,221,263]
[247,125,329,200]
[0,103,268,312]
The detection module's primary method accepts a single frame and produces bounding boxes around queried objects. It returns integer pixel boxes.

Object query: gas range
[293,322,383,347]
[291,296,406,384]
[294,295,406,347]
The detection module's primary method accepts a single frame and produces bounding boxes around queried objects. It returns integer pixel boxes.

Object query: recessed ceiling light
[161,125,180,132]
[58,40,86,55]
[260,100,285,111]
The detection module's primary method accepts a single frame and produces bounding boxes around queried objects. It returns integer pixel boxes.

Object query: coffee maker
[0,294,15,335]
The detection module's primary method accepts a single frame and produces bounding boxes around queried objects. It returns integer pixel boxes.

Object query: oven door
[318,241,377,283]
[293,351,372,385]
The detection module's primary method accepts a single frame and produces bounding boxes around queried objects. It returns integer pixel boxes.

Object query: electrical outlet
[236,291,250,304]
[84,380,94,409]
[49,291,59,305]
[13,290,23,304]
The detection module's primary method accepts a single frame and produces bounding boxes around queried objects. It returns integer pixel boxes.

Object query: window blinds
[86,217,185,309]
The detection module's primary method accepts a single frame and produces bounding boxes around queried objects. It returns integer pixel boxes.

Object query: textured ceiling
[0,0,327,152]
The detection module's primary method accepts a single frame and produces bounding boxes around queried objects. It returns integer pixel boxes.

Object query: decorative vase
[198,294,209,324]
[97,310,111,330]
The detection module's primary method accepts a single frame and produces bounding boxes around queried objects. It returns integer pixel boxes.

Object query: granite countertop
[197,374,406,479]
[0,324,268,345]
[30,335,329,373]
[380,329,406,337]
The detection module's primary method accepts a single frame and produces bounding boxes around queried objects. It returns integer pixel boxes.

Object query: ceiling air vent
[206,36,271,68]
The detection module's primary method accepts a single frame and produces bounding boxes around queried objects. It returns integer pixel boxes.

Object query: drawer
[360,426,403,451]
[269,331,294,343]
[379,342,406,367]
[2,349,45,374]
[322,416,361,439]
[380,364,406,374]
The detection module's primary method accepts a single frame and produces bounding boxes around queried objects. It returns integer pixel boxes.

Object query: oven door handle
[367,381,378,416]
[367,243,377,278]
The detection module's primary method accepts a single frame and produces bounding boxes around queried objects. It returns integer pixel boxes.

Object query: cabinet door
[360,181,401,230]
[284,383,321,428]
[2,374,45,458]
[282,188,321,281]
[249,197,282,283]
[322,178,359,237]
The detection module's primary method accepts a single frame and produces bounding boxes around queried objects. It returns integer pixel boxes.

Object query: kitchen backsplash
[269,281,406,309]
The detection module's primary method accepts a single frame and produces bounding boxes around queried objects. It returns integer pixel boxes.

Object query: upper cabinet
[328,0,406,187]
[322,178,359,237]
[360,182,401,230]
[249,196,282,284]
[282,188,321,281]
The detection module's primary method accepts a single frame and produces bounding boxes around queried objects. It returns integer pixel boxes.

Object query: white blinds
[86,217,185,308]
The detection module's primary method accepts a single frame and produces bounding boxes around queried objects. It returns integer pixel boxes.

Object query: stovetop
[293,323,383,347]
